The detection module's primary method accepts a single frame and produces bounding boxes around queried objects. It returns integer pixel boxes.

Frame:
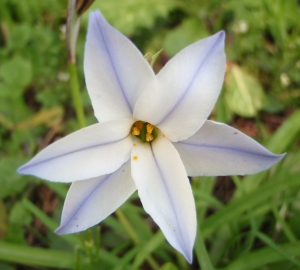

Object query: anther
[135,121,143,130]
[132,127,140,135]
[146,133,154,142]
[146,124,154,134]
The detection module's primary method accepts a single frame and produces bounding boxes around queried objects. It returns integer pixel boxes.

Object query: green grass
[0,0,300,269]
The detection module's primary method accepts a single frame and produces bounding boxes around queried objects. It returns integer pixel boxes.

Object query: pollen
[146,124,154,134]
[132,127,140,135]
[131,120,158,143]
[146,133,154,142]
[133,156,138,160]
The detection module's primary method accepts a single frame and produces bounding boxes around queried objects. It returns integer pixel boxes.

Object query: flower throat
[131,121,158,143]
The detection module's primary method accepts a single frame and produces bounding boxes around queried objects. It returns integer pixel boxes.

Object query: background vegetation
[0,0,300,269]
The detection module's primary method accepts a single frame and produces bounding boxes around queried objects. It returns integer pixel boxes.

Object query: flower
[18,11,284,263]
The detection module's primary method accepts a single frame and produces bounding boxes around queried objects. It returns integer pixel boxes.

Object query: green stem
[195,228,214,270]
[68,62,86,128]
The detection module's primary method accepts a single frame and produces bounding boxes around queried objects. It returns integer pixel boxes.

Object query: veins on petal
[157,32,225,126]
[19,134,131,172]
[149,143,190,258]
[95,18,132,113]
[56,174,111,234]
[177,141,280,158]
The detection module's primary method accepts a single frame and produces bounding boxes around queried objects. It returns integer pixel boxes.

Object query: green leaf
[0,157,28,199]
[163,18,209,57]
[0,56,32,91]
[0,241,79,269]
[9,201,32,226]
[0,263,15,270]
[85,0,178,35]
[225,65,265,117]
[263,94,285,113]
[159,262,179,270]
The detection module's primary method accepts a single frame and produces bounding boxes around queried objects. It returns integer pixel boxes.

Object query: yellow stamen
[146,133,154,142]
[146,124,154,134]
[133,156,138,160]
[132,127,140,135]
[135,121,143,130]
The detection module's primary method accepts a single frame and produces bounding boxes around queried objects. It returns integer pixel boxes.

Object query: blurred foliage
[0,0,300,269]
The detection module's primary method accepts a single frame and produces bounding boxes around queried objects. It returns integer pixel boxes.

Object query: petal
[131,134,196,263]
[55,161,136,234]
[85,11,155,122]
[173,120,285,176]
[18,119,134,182]
[134,31,226,142]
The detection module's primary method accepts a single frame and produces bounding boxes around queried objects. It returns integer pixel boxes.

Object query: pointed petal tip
[89,9,101,17]
[184,251,193,264]
[88,10,105,26]
[278,152,286,159]
[274,152,286,163]
[54,225,71,235]
[17,164,29,175]
[17,166,23,174]
[215,30,226,44]
[218,30,226,37]
[54,226,63,235]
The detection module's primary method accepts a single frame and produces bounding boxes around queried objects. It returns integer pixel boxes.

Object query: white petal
[173,120,285,176]
[85,11,155,122]
[131,134,196,263]
[55,161,136,234]
[18,120,134,182]
[134,31,226,142]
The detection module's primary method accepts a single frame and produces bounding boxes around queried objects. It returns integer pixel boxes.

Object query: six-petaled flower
[18,11,285,263]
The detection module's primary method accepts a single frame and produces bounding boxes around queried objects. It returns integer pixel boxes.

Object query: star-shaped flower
[18,11,284,263]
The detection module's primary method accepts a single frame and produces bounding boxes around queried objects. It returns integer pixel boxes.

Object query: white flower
[18,11,284,263]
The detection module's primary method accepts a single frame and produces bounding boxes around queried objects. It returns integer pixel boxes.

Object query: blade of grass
[23,198,120,266]
[271,204,297,243]
[265,109,300,153]
[224,240,300,270]
[0,241,81,269]
[112,246,140,270]
[22,198,80,246]
[195,228,214,270]
[202,172,300,237]
[115,208,159,270]
[255,231,300,267]
[45,182,69,198]
[132,231,164,269]
[242,109,300,193]
[193,177,216,268]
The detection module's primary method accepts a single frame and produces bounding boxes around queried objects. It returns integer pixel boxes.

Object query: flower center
[131,121,158,143]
